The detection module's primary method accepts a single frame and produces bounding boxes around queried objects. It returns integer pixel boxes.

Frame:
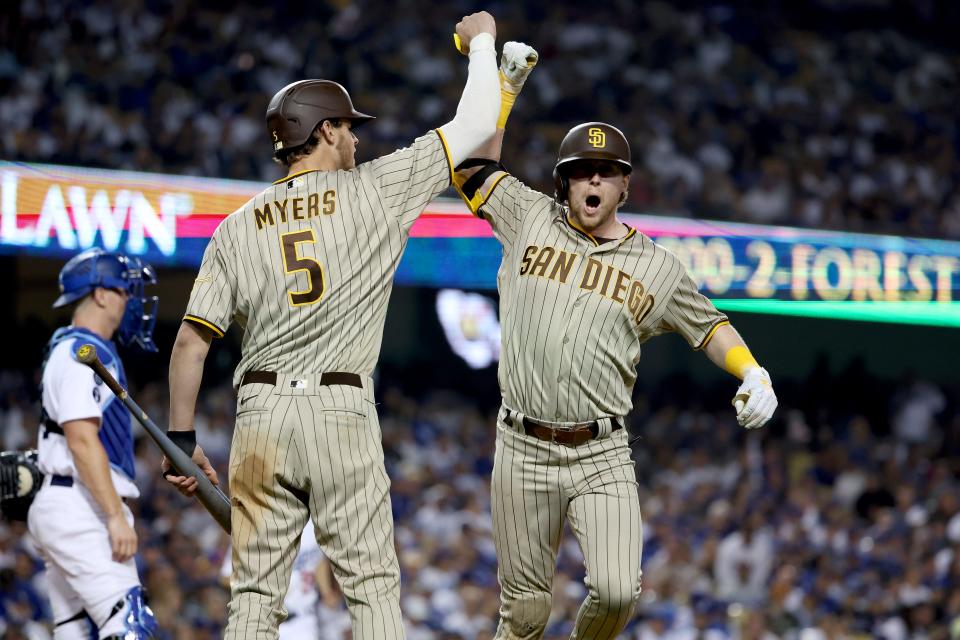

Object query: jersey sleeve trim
[183,315,226,338]
[59,416,102,428]
[695,319,730,350]
[474,172,510,219]
[433,128,455,187]
[273,169,320,185]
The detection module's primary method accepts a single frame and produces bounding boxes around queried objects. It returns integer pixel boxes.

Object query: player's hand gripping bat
[76,344,232,533]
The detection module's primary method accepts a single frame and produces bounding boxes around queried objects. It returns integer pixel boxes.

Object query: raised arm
[436,12,500,167]
[452,41,538,212]
[703,323,777,429]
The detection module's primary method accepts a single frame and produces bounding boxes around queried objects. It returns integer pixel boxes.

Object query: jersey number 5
[280,230,325,306]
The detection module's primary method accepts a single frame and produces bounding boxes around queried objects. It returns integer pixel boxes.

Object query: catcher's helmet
[266,80,375,156]
[54,248,159,351]
[553,122,632,203]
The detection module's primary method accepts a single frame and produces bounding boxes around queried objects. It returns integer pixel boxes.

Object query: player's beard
[338,134,356,169]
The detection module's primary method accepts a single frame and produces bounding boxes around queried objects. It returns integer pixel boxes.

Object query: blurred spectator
[854,472,895,522]
[892,375,947,444]
[632,604,674,639]
[0,568,46,640]
[713,512,774,605]
[0,354,955,637]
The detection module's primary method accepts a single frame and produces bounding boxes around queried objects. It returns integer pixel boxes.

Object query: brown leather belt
[239,370,363,389]
[519,416,622,447]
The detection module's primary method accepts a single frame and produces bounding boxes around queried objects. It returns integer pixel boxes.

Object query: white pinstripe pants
[491,410,643,639]
[224,377,403,640]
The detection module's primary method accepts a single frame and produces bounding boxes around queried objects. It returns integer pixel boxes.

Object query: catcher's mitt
[1,450,42,521]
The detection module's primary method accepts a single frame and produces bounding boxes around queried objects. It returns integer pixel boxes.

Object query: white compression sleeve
[438,32,499,167]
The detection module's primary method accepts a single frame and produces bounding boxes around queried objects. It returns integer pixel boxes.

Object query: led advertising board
[1,161,957,326]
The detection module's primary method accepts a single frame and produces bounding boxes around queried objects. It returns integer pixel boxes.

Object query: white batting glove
[500,41,538,94]
[732,367,777,429]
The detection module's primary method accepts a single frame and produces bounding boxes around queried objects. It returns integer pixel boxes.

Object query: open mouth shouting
[584,194,602,215]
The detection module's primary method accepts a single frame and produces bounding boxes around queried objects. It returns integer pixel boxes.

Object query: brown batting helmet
[553,122,632,203]
[266,80,375,156]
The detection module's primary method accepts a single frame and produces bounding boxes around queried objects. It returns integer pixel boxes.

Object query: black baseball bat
[76,343,232,533]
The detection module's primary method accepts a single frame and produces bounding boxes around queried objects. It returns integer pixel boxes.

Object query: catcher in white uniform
[28,248,159,639]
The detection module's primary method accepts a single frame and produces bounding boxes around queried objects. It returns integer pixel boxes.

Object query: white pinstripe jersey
[185,131,453,387]
[478,175,728,422]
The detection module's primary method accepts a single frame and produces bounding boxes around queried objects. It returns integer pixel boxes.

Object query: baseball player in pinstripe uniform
[160,12,502,640]
[453,47,778,639]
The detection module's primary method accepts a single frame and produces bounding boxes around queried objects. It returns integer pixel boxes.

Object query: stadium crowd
[2,1,960,637]
[2,1,960,238]
[0,357,957,639]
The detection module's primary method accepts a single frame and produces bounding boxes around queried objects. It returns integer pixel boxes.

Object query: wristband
[466,32,495,55]
[724,346,760,380]
[498,82,518,129]
[167,430,197,457]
